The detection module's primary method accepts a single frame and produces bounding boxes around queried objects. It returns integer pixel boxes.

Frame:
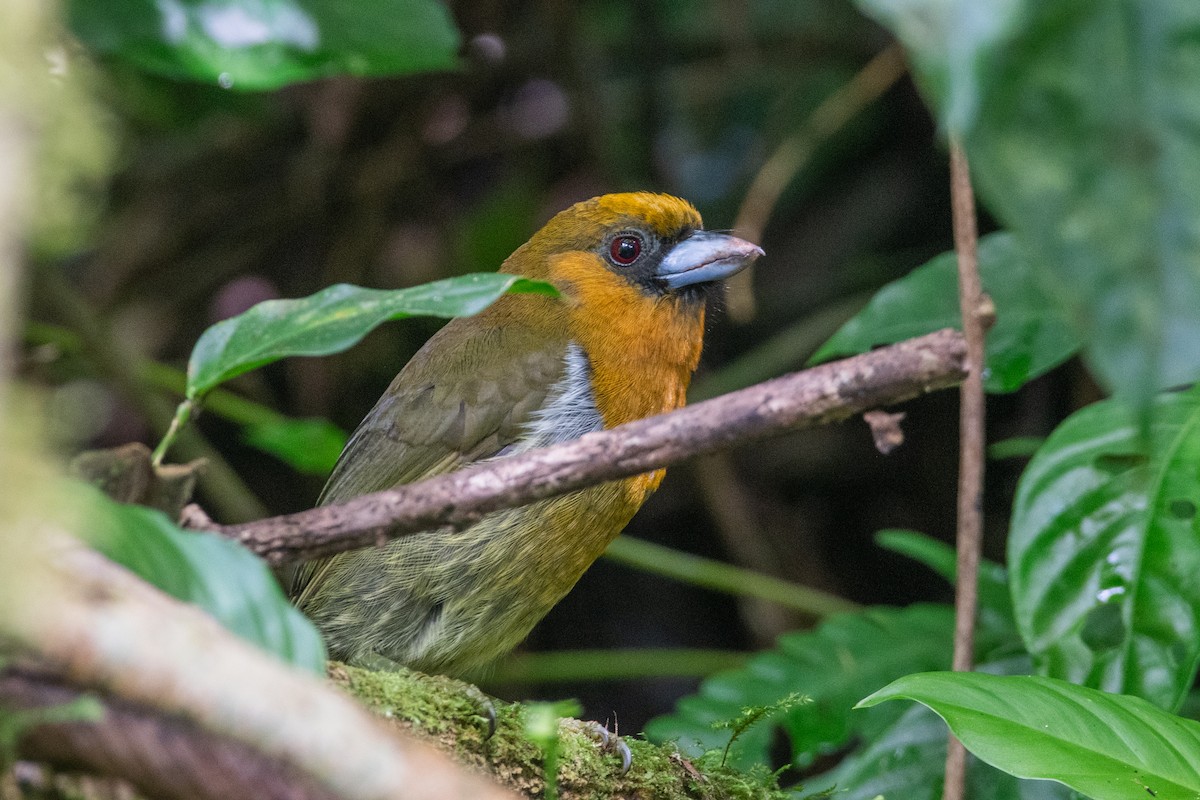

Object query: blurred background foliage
[20,0,1096,743]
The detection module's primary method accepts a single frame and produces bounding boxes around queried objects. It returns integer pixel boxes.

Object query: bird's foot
[464,685,498,739]
[587,721,632,775]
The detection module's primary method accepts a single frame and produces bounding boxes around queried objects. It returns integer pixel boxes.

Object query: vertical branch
[943,138,988,800]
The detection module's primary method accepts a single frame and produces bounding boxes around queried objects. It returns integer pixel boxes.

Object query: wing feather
[291,311,568,603]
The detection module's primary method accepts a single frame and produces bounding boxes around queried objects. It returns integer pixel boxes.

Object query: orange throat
[550,252,707,500]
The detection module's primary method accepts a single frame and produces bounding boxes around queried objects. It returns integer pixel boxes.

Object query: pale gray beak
[655,230,764,290]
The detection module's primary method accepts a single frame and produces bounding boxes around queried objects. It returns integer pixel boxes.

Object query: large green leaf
[809,701,1074,800]
[810,233,1079,393]
[968,0,1200,403]
[186,275,557,399]
[644,605,964,769]
[1008,388,1200,710]
[67,0,461,91]
[860,672,1200,800]
[85,483,326,672]
[810,703,952,800]
[859,0,1200,404]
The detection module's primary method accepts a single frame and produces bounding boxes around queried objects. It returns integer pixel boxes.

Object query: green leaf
[874,529,958,583]
[852,0,1024,135]
[85,484,325,672]
[242,417,347,476]
[988,436,1046,461]
[873,530,1017,647]
[810,656,1076,800]
[811,702,950,800]
[186,275,557,399]
[970,0,1200,404]
[809,701,1075,800]
[866,0,1200,404]
[66,0,462,91]
[860,672,1200,800]
[811,233,1079,393]
[645,605,970,769]
[1009,388,1200,710]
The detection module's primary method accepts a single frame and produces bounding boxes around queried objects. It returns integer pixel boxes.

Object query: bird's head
[495,193,763,432]
[502,192,763,305]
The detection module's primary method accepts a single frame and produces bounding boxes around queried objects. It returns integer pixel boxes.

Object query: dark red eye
[609,235,642,265]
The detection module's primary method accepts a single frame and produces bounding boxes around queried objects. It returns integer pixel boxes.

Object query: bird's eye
[609,235,643,266]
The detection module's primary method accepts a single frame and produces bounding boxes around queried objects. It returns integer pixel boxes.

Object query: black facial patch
[596,222,701,300]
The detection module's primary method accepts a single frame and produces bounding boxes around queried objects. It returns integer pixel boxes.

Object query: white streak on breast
[514,343,604,452]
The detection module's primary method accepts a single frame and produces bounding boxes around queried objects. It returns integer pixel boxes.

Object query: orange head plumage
[294,192,762,675]
[497,192,762,427]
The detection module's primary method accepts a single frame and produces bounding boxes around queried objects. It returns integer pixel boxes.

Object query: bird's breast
[546,252,706,435]
[510,342,604,453]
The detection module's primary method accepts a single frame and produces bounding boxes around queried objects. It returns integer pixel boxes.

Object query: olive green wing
[291,315,568,602]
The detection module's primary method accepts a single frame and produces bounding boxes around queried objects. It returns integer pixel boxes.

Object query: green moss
[330,662,791,800]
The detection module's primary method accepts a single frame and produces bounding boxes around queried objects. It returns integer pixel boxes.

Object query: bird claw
[481,699,497,739]
[464,686,497,738]
[587,721,632,775]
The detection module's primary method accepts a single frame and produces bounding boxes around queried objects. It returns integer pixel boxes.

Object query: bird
[291,192,763,676]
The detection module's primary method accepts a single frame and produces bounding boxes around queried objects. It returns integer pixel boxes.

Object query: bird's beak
[655,230,764,291]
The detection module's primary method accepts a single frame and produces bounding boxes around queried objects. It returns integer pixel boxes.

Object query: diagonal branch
[2,670,342,800]
[1,542,517,800]
[198,329,968,567]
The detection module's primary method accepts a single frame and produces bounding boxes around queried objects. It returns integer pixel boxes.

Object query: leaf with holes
[1009,387,1200,710]
[187,275,557,399]
[811,233,1079,393]
[860,672,1200,800]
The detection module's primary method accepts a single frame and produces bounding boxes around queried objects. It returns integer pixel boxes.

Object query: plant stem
[151,399,194,466]
[605,536,859,619]
[33,267,267,522]
[943,138,988,800]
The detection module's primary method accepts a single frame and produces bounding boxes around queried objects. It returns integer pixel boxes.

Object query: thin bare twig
[943,139,990,800]
[726,43,908,321]
[198,329,968,566]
